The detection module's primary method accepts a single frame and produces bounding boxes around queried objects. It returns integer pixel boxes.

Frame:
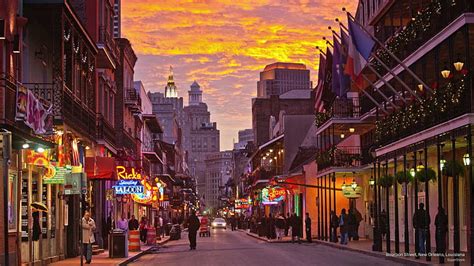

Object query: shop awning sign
[342,186,363,199]
[113,180,144,195]
[43,165,71,184]
[261,186,285,205]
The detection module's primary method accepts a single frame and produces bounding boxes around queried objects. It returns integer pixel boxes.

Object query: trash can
[147,227,156,245]
[165,223,172,236]
[109,229,126,258]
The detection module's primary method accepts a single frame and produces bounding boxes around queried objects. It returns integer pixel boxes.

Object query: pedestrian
[275,213,286,240]
[139,217,148,243]
[347,208,356,241]
[129,215,139,231]
[117,214,129,256]
[82,211,96,264]
[413,203,430,255]
[305,213,312,243]
[339,209,348,245]
[380,209,387,240]
[158,215,164,237]
[353,207,363,241]
[188,211,200,250]
[231,215,236,231]
[435,207,448,263]
[330,211,339,243]
[291,213,301,244]
[285,213,290,236]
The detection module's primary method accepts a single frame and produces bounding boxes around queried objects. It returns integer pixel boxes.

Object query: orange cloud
[122,0,357,150]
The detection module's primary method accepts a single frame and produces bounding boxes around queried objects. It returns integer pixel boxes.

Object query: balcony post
[333,172,336,224]
[394,155,400,253]
[324,174,328,241]
[385,160,390,253]
[317,176,321,240]
[424,141,431,261]
[452,133,460,266]
[467,125,473,266]
[372,160,382,251]
[403,153,409,253]
[414,149,419,258]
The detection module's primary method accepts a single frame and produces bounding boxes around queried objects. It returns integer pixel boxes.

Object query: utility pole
[0,131,12,266]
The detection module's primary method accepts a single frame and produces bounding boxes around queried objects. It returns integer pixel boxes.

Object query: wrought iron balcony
[124,88,141,113]
[97,114,115,146]
[315,98,361,127]
[0,73,18,125]
[375,78,471,147]
[316,146,366,172]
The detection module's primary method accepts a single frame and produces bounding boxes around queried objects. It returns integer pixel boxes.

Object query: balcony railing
[315,99,360,127]
[124,88,141,112]
[98,26,119,60]
[373,0,473,74]
[375,78,470,146]
[316,146,365,172]
[97,114,115,145]
[26,82,96,139]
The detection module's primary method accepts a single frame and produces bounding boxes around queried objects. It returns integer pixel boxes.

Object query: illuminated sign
[262,186,286,205]
[44,165,71,184]
[116,166,142,180]
[132,189,153,204]
[235,198,252,209]
[342,186,362,199]
[113,179,144,195]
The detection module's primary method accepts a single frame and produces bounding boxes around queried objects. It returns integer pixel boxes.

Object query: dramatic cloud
[122,0,357,150]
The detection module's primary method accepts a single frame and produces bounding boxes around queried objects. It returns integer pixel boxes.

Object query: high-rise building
[204,151,233,210]
[183,82,220,196]
[113,0,121,38]
[257,62,311,98]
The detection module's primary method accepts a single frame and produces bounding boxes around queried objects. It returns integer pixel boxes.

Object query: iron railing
[0,73,19,124]
[98,26,119,60]
[97,114,115,145]
[316,146,369,172]
[315,99,361,127]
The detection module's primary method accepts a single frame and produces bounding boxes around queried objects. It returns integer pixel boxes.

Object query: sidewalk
[239,230,470,266]
[48,236,170,266]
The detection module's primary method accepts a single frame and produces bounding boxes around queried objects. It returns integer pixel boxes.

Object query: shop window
[8,171,17,232]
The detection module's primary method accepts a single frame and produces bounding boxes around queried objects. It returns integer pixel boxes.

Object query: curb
[118,237,171,265]
[240,229,306,244]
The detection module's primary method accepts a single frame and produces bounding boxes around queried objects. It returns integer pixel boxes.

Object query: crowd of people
[247,212,312,243]
[330,207,363,245]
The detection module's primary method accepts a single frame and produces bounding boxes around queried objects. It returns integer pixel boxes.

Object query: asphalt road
[128,229,402,266]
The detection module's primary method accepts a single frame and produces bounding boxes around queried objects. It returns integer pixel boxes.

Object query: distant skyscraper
[165,66,178,98]
[188,81,203,106]
[233,129,253,150]
[204,151,233,209]
[113,0,121,38]
[257,62,311,98]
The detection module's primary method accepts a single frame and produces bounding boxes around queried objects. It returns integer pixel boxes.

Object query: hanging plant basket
[443,160,464,177]
[415,167,437,182]
[379,175,394,188]
[395,171,413,184]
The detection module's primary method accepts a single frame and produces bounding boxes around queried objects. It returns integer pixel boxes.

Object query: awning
[85,156,116,180]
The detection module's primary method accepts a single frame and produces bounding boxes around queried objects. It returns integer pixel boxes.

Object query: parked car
[211,218,227,229]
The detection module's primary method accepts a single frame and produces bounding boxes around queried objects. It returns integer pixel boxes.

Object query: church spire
[167,65,174,84]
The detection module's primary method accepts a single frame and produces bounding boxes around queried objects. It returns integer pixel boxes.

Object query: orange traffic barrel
[129,230,140,251]
[146,227,156,245]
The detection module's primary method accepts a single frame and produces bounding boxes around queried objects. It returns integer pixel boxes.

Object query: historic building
[204,151,233,210]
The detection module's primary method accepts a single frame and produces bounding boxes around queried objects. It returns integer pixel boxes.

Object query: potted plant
[379,175,394,188]
[443,160,464,177]
[415,167,437,182]
[395,171,413,184]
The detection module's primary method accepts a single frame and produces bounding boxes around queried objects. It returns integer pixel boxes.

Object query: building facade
[257,62,312,98]
[204,151,233,210]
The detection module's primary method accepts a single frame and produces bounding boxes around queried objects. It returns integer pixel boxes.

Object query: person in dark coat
[379,209,387,240]
[413,203,430,255]
[284,213,290,236]
[291,213,301,244]
[339,209,348,245]
[32,211,41,241]
[305,213,312,243]
[330,211,339,243]
[129,215,139,230]
[347,208,357,241]
[353,207,363,241]
[187,211,200,250]
[435,207,448,263]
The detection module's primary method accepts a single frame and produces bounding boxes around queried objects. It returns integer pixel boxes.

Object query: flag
[321,48,335,110]
[332,36,341,97]
[314,53,326,112]
[344,15,375,83]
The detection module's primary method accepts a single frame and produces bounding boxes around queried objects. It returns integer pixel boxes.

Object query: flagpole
[327,32,398,110]
[342,9,434,94]
[334,22,421,102]
[317,44,390,114]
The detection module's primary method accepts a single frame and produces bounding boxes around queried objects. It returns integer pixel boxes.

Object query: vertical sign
[42,183,47,238]
[51,186,56,238]
[21,176,28,241]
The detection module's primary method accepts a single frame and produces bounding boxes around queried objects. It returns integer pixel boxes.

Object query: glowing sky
[122,0,357,150]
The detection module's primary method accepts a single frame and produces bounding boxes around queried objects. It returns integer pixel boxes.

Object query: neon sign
[261,186,285,205]
[116,166,142,180]
[132,189,153,204]
[235,198,251,209]
[113,179,144,195]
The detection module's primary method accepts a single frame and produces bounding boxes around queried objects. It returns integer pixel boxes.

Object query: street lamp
[440,159,446,170]
[463,153,471,166]
[441,64,451,79]
[454,57,464,72]
[351,179,357,190]
[341,181,347,190]
[369,176,375,186]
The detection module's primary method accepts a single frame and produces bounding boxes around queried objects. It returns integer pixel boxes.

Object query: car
[211,218,227,229]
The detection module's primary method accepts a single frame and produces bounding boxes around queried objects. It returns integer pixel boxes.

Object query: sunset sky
[122,0,357,150]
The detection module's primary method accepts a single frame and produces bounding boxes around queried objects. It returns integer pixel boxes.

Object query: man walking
[117,214,129,257]
[339,209,348,245]
[82,211,96,264]
[129,215,139,231]
[305,213,312,243]
[188,211,200,250]
[413,203,430,255]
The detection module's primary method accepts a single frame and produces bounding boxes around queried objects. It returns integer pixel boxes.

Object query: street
[129,229,401,266]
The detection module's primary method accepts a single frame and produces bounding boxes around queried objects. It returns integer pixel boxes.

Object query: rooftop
[263,62,307,72]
